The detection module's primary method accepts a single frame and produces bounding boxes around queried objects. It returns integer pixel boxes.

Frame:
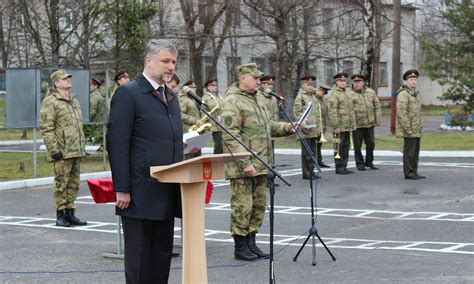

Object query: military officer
[294,75,324,179]
[110,70,130,102]
[328,72,356,174]
[351,74,382,171]
[89,77,106,123]
[40,69,87,227]
[221,63,294,261]
[202,79,224,154]
[396,69,425,180]
[178,80,200,133]
[315,84,331,168]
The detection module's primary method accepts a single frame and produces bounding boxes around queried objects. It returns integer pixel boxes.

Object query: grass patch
[0,152,109,180]
[274,132,474,151]
[381,104,462,116]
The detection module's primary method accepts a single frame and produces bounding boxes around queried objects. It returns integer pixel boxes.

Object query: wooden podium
[150,152,250,284]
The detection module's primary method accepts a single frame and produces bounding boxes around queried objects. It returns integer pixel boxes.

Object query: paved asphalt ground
[0,152,473,283]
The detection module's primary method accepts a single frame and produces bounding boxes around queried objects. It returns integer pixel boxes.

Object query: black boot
[233,235,258,261]
[56,210,71,227]
[65,208,87,226]
[247,232,269,259]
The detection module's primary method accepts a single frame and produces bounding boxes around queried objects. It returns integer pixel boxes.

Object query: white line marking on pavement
[1,215,473,255]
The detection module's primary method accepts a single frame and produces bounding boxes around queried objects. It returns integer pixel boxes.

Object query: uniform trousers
[403,137,420,177]
[230,175,267,236]
[300,137,317,179]
[52,157,81,210]
[353,126,375,166]
[121,216,174,284]
[334,131,350,171]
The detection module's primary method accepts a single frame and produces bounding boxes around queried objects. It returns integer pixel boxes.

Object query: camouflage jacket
[40,90,86,162]
[351,87,382,128]
[294,88,323,138]
[178,91,200,132]
[221,84,293,178]
[202,91,224,133]
[396,85,423,138]
[328,85,356,132]
[89,91,106,123]
[257,88,279,122]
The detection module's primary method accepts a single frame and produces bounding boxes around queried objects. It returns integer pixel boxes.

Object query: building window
[379,62,388,87]
[227,57,241,84]
[251,57,266,74]
[343,60,353,75]
[60,9,74,32]
[198,0,207,24]
[322,8,333,34]
[340,12,352,36]
[233,4,241,27]
[324,60,335,85]
[202,56,213,82]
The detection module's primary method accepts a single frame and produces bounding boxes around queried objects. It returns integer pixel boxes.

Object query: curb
[0,148,472,191]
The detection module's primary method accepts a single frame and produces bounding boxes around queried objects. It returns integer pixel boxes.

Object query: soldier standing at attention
[202,79,224,154]
[178,80,200,133]
[396,69,425,180]
[315,84,331,168]
[258,75,280,169]
[221,63,294,261]
[40,69,87,227]
[294,75,324,179]
[328,72,356,174]
[89,77,106,123]
[110,70,129,102]
[351,74,382,171]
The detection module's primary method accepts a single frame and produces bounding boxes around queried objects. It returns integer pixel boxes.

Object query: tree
[420,0,474,113]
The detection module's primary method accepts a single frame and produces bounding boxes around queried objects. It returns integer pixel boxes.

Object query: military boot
[65,208,88,226]
[247,232,269,259]
[233,235,258,261]
[56,210,71,227]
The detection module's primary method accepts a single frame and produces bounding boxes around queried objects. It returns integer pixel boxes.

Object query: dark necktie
[157,86,166,102]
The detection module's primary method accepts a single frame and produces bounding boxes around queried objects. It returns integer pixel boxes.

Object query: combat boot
[65,208,87,226]
[233,235,257,261]
[56,210,71,227]
[247,232,269,259]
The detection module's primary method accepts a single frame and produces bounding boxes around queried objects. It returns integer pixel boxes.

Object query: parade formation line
[0,216,472,256]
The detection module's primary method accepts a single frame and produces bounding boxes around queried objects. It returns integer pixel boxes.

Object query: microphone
[265,89,285,101]
[182,86,208,107]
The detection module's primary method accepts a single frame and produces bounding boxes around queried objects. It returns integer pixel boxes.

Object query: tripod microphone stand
[194,100,290,284]
[276,99,336,266]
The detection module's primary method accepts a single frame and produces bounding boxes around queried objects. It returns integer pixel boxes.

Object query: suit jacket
[106,74,184,220]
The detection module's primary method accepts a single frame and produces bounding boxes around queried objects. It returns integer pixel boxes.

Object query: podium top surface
[149,152,251,183]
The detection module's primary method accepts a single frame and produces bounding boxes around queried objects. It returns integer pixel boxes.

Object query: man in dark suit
[107,38,183,283]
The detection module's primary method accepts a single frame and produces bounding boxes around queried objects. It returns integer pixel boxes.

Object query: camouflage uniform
[396,84,423,178]
[202,91,224,154]
[328,85,356,173]
[257,88,280,167]
[178,91,200,133]
[40,90,86,210]
[222,83,293,236]
[352,87,382,168]
[294,88,323,178]
[85,90,106,144]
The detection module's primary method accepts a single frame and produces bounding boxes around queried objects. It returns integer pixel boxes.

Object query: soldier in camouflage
[396,69,425,180]
[221,63,294,261]
[85,77,106,145]
[39,69,87,227]
[109,70,130,102]
[351,74,382,171]
[179,80,201,159]
[294,75,324,179]
[315,84,331,168]
[178,80,200,133]
[258,75,280,169]
[328,72,357,174]
[202,79,224,154]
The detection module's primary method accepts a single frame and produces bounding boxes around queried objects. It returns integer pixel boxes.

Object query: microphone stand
[195,101,290,284]
[276,98,336,266]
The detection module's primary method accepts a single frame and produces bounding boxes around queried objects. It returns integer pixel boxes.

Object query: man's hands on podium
[116,192,130,209]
